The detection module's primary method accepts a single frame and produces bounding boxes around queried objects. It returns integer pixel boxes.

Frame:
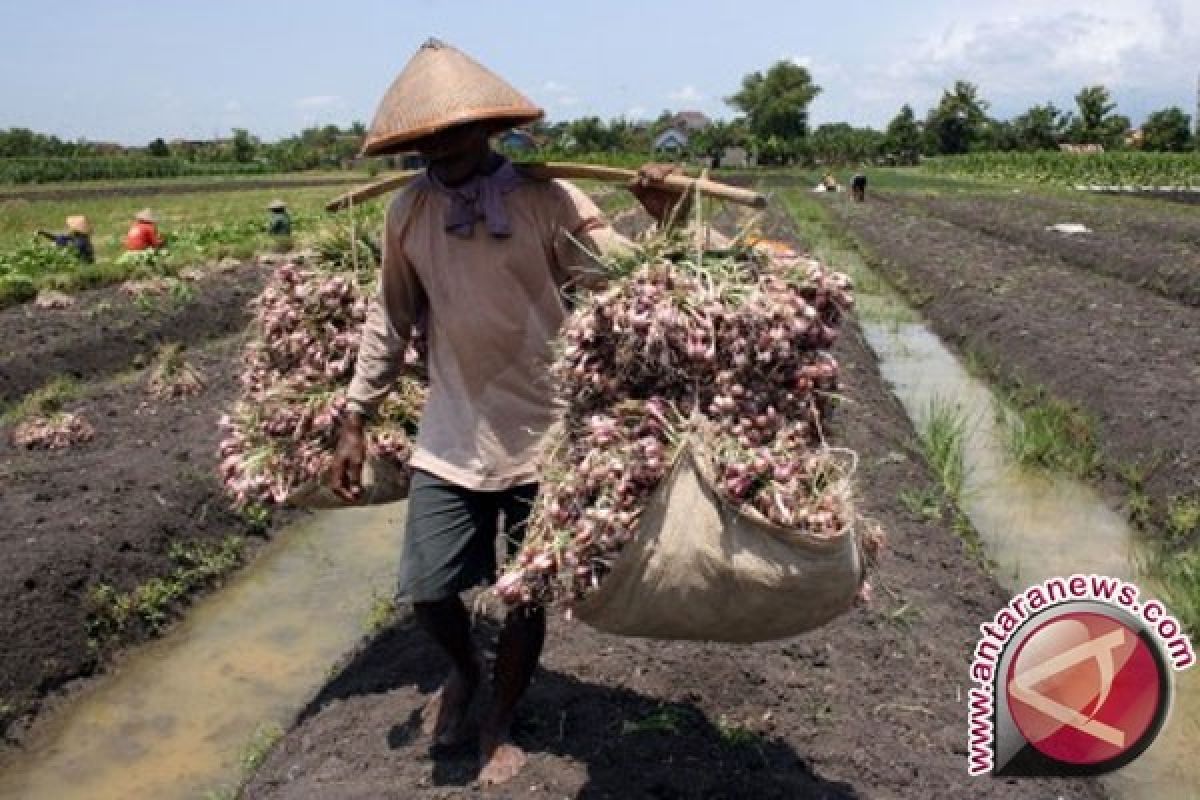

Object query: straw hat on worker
[359,37,544,156]
[135,208,157,223]
[65,215,92,235]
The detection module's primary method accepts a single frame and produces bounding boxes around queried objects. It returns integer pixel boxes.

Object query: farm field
[822,185,1200,627]
[0,177,1110,799]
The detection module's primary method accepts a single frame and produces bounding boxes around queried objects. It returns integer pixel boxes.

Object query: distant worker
[267,199,292,236]
[124,209,166,252]
[822,171,838,192]
[851,170,867,202]
[37,215,95,263]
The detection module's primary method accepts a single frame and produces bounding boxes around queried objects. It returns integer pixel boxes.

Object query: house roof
[654,128,689,148]
[672,111,711,131]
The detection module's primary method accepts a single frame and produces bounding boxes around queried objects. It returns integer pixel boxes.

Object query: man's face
[413,123,489,162]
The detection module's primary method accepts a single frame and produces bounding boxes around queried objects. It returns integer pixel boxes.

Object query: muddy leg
[414,596,480,746]
[478,604,545,785]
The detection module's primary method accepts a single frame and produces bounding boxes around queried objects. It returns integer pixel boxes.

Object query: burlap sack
[284,455,410,509]
[573,444,863,642]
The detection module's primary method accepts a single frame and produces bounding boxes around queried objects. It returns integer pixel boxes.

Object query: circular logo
[1004,610,1169,770]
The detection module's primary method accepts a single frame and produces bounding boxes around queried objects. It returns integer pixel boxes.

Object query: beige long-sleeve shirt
[346,176,632,490]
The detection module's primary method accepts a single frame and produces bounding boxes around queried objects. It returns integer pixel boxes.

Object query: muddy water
[859,305,1199,798]
[0,504,404,800]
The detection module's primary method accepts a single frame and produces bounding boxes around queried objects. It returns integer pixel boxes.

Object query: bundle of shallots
[218,261,425,510]
[497,233,872,609]
[11,413,95,450]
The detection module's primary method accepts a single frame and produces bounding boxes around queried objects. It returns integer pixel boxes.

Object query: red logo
[1005,611,1165,767]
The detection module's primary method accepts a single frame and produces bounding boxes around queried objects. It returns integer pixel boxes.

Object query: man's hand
[329,413,367,502]
[629,163,693,227]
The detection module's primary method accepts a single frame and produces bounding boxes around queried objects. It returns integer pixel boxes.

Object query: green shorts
[398,469,537,603]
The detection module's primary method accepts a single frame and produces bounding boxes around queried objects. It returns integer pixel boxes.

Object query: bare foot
[421,667,478,746]
[479,738,527,785]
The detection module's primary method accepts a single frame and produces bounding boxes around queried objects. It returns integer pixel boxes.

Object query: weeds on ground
[918,396,969,501]
[86,536,245,646]
[364,592,398,634]
[898,486,943,521]
[882,601,923,631]
[621,705,685,736]
[1,375,80,424]
[239,722,284,772]
[1166,496,1200,542]
[1003,386,1101,479]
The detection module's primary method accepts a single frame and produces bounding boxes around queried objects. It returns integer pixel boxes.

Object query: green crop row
[0,157,272,185]
[925,152,1200,187]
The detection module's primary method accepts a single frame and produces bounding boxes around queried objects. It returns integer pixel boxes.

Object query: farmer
[37,215,94,263]
[123,209,166,251]
[330,38,684,786]
[822,171,839,191]
[851,170,867,202]
[266,199,292,236]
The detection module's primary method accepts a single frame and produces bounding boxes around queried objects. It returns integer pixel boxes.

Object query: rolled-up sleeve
[549,180,636,291]
[346,197,426,416]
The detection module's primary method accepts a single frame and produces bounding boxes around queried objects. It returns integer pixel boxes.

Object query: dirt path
[829,193,1200,531]
[242,210,1101,799]
[887,192,1200,306]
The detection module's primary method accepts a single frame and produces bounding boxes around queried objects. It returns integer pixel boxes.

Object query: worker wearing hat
[266,199,292,236]
[124,208,166,252]
[37,215,95,263]
[330,38,684,785]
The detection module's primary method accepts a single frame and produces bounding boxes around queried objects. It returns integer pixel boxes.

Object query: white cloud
[295,95,341,109]
[542,80,568,93]
[557,95,581,107]
[863,0,1199,116]
[668,85,704,103]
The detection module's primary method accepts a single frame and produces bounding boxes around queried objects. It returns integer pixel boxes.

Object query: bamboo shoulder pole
[324,162,766,212]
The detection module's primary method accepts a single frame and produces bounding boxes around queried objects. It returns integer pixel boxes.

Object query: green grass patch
[1,376,80,424]
[621,706,686,736]
[86,536,245,645]
[918,397,969,501]
[898,486,943,521]
[1001,386,1101,479]
[1167,495,1200,542]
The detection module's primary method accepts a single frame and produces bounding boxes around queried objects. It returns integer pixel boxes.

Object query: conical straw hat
[267,199,287,211]
[65,215,92,235]
[361,38,544,156]
[135,208,157,223]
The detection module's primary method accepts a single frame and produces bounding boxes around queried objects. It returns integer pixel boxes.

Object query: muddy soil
[888,192,1200,306]
[242,209,1101,800]
[0,268,290,740]
[0,262,269,406]
[829,193,1200,529]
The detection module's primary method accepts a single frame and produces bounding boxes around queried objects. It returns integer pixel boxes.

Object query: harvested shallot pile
[11,413,95,450]
[497,232,873,608]
[218,257,425,510]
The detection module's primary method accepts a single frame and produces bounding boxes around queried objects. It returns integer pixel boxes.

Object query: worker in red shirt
[124,209,166,251]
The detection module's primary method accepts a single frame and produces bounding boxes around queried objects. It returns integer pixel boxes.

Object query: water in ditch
[857,290,1198,800]
[0,503,405,800]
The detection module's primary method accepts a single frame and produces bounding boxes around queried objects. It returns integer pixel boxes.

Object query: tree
[147,137,170,157]
[727,61,821,142]
[1068,85,1129,148]
[231,128,258,162]
[689,119,747,158]
[1011,104,1067,151]
[808,123,884,165]
[883,105,922,164]
[923,81,989,155]
[1141,107,1192,152]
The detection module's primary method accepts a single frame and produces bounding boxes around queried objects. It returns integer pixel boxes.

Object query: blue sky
[2,0,1198,144]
